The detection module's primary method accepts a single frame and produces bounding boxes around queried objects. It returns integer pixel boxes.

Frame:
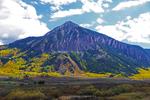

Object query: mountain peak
[63,21,78,25]
[61,21,79,28]
[45,21,79,36]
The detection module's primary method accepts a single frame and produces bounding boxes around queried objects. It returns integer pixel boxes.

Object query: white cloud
[81,0,104,13]
[48,0,112,19]
[40,0,77,11]
[102,0,112,8]
[105,0,112,2]
[0,41,3,45]
[80,22,95,28]
[80,24,91,28]
[40,0,77,6]
[31,1,38,5]
[113,0,150,11]
[97,18,104,24]
[102,3,109,8]
[126,16,132,20]
[51,9,84,19]
[96,25,126,41]
[0,0,49,44]
[96,12,150,43]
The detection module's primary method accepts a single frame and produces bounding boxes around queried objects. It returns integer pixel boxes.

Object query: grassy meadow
[0,77,150,100]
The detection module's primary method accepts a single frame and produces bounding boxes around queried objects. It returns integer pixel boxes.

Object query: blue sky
[0,0,150,48]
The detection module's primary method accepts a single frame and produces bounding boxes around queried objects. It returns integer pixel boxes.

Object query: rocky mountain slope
[1,21,150,76]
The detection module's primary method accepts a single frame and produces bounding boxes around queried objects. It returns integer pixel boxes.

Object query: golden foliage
[81,72,111,78]
[29,53,49,72]
[0,55,61,79]
[0,48,19,57]
[130,68,150,80]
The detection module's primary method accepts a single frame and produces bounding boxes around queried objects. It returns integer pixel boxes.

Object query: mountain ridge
[9,21,150,65]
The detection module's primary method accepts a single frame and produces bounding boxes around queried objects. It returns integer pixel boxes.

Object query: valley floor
[0,77,150,100]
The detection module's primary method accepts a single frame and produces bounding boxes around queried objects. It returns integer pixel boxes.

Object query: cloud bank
[96,12,150,43]
[0,0,49,45]
[113,0,150,11]
[41,0,112,19]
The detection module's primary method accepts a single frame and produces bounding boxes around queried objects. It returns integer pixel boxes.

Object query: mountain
[1,21,150,76]
[145,49,150,56]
